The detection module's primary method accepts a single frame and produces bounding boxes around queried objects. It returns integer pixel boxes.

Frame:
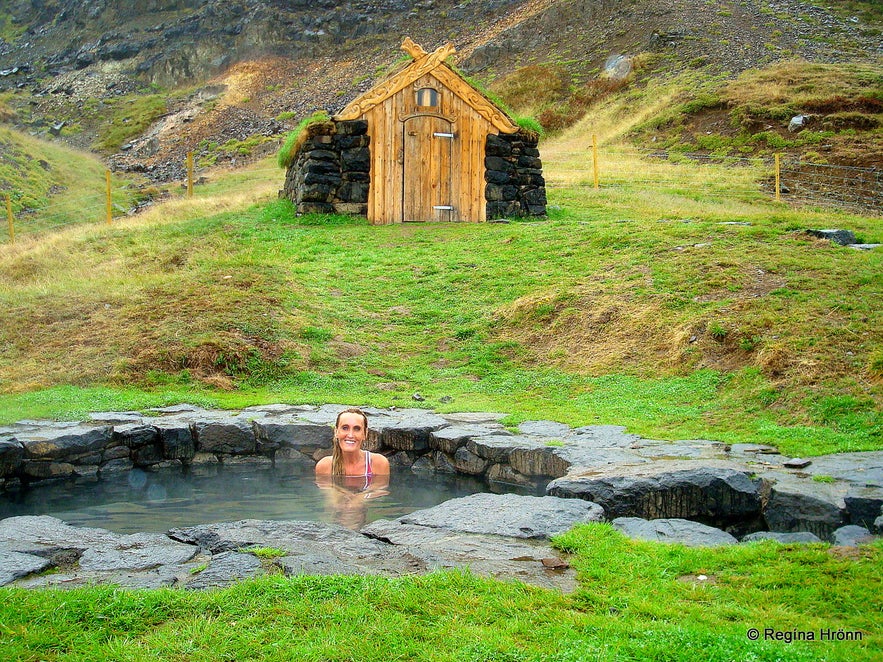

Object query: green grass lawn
[1,524,880,661]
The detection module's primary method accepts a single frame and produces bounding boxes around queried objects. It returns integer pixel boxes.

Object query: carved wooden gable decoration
[335,38,521,224]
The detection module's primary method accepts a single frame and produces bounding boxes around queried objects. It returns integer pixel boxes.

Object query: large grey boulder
[186,551,262,589]
[361,518,577,592]
[253,418,331,455]
[806,228,857,246]
[193,416,256,456]
[396,492,604,539]
[505,423,650,477]
[452,446,489,475]
[17,426,113,461]
[467,434,540,464]
[0,515,198,585]
[167,520,401,577]
[547,463,764,532]
[373,409,449,452]
[844,487,883,530]
[831,525,875,547]
[612,517,738,546]
[740,531,822,544]
[0,438,24,477]
[508,443,571,477]
[761,475,847,540]
[78,531,198,572]
[429,424,494,454]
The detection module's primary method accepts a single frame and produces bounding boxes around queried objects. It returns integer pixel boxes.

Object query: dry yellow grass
[722,59,883,110]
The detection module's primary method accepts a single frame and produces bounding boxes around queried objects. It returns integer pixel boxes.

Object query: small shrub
[709,322,727,340]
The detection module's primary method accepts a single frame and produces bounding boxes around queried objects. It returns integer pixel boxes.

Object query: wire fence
[544,144,883,215]
[2,146,880,244]
[0,156,282,244]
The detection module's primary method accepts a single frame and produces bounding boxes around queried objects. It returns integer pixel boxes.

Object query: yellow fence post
[106,170,112,224]
[774,153,781,203]
[187,152,194,198]
[5,194,14,244]
[592,134,600,190]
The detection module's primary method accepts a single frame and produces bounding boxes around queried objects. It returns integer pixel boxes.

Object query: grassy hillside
[0,115,879,456]
[0,125,146,237]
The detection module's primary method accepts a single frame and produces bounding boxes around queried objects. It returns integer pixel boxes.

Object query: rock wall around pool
[1,403,882,541]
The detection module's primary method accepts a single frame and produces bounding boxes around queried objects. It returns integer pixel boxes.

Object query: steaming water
[0,464,542,534]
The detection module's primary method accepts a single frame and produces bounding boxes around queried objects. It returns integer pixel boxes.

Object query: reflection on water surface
[0,463,542,534]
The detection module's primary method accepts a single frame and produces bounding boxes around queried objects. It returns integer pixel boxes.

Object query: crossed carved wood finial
[401,37,427,59]
[401,37,456,62]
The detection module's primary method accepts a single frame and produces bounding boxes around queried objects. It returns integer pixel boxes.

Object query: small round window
[416,87,439,107]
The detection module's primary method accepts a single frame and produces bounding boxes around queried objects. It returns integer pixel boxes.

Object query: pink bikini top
[364,450,373,478]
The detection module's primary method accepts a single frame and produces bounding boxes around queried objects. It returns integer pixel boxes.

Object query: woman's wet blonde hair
[331,407,369,476]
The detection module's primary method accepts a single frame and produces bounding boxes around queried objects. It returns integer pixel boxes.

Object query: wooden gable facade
[336,38,521,224]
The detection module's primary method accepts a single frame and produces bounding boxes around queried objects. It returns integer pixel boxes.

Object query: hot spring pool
[0,463,544,534]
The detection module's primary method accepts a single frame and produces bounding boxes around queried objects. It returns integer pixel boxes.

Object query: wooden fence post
[775,153,781,203]
[5,194,13,243]
[592,134,600,190]
[106,170,112,224]
[187,152,194,198]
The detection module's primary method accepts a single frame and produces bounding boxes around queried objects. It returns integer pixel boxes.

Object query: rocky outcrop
[547,464,765,536]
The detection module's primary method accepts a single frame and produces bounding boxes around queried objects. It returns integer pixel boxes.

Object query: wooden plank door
[402,116,455,221]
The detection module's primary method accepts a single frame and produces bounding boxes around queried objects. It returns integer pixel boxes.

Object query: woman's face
[335,411,367,453]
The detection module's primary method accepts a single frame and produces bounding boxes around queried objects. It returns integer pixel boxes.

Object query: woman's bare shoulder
[315,456,332,475]
[370,452,391,474]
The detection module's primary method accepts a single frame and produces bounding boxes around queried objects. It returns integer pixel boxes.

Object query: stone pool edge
[1,403,882,590]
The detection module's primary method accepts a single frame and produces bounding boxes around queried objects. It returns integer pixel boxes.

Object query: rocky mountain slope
[0,0,880,181]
